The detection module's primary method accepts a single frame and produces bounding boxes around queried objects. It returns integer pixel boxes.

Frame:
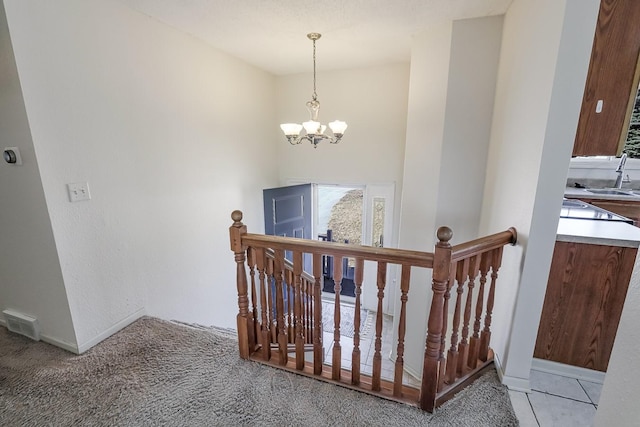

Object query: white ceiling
[110,0,513,75]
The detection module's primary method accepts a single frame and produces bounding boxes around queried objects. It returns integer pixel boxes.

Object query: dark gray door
[263,183,312,240]
[263,184,313,273]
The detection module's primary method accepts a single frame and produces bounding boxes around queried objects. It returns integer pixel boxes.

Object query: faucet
[614,153,629,189]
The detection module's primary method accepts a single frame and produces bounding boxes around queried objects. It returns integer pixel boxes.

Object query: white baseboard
[403,362,422,381]
[494,353,531,392]
[41,334,79,353]
[531,358,605,384]
[0,316,80,353]
[77,308,146,354]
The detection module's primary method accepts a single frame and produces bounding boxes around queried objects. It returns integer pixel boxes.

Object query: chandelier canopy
[280,33,347,148]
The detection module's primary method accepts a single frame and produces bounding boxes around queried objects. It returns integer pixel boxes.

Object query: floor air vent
[3,309,40,341]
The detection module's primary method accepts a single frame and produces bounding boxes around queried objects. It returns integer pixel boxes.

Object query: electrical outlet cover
[67,182,91,202]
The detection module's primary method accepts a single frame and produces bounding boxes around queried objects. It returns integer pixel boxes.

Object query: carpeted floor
[0,317,518,426]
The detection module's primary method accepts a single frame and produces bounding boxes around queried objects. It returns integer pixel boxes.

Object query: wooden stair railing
[230,210,516,413]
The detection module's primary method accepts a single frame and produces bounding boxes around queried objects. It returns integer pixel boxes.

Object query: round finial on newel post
[231,210,243,227]
[436,226,453,244]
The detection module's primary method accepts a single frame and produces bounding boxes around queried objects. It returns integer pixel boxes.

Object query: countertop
[557,218,640,248]
[560,187,640,247]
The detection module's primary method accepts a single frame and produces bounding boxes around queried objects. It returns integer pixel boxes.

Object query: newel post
[230,210,250,359]
[420,226,453,412]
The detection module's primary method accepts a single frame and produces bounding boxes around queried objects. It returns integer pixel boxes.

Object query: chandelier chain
[312,38,317,101]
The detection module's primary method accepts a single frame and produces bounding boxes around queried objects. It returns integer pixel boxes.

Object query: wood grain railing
[229,210,516,412]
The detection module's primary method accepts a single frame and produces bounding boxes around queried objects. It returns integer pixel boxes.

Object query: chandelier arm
[286,135,305,145]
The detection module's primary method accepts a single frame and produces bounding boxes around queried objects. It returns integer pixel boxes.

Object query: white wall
[595,252,640,425]
[0,1,77,349]
[4,0,278,351]
[478,0,599,389]
[435,15,504,245]
[395,22,453,377]
[395,16,504,378]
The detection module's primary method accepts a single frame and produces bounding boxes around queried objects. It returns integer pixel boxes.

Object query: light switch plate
[67,182,91,202]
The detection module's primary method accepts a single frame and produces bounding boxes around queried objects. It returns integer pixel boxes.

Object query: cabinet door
[534,242,636,371]
[572,0,640,156]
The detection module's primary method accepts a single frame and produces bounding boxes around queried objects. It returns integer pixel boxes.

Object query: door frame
[285,179,397,314]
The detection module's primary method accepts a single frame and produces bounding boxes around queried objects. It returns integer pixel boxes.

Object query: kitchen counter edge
[557,218,640,248]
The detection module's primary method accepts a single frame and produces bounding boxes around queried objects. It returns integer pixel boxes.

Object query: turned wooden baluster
[274,249,288,365]
[393,264,411,397]
[469,252,491,368]
[480,247,503,361]
[332,256,344,380]
[246,248,258,351]
[313,253,323,374]
[293,251,305,370]
[420,227,452,413]
[286,269,294,344]
[307,277,313,344]
[302,277,309,344]
[352,258,364,385]
[372,261,387,391]
[267,257,277,344]
[301,277,307,344]
[437,263,456,392]
[445,258,468,384]
[255,248,271,361]
[458,255,481,375]
[229,210,251,359]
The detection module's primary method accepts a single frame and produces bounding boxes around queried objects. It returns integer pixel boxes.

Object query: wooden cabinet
[534,241,636,371]
[572,0,640,156]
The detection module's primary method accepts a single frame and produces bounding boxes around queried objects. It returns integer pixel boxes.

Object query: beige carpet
[0,317,518,426]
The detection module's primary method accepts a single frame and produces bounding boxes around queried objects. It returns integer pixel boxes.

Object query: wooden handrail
[243,233,434,268]
[450,227,517,262]
[265,248,315,282]
[230,210,517,414]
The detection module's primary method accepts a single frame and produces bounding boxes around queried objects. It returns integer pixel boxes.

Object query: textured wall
[4,0,278,350]
[0,1,76,349]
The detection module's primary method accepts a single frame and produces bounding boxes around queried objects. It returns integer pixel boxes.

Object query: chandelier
[280,33,347,148]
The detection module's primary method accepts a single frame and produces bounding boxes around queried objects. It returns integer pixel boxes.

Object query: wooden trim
[436,357,495,407]
[618,48,640,153]
[248,350,421,407]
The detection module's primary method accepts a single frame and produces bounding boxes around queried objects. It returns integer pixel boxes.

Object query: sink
[586,189,633,196]
[562,199,590,208]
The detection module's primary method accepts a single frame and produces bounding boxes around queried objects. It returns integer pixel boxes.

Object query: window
[623,85,640,157]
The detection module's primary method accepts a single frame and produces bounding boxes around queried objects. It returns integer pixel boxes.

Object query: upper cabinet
[573,0,640,157]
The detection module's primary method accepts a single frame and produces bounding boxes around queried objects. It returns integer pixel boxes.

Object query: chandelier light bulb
[280,123,303,136]
[328,120,348,135]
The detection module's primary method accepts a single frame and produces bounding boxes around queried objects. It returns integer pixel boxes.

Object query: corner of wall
[76,308,146,354]
[495,353,531,392]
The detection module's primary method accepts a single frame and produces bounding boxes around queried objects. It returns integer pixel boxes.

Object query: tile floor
[321,305,422,387]
[509,370,602,426]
